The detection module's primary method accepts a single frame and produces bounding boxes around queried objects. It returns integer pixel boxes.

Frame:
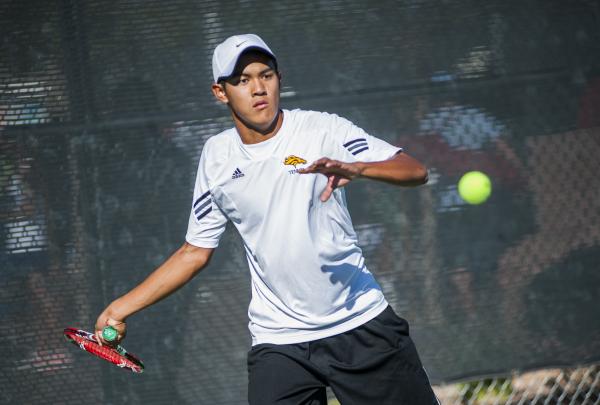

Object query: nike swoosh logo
[235,40,247,48]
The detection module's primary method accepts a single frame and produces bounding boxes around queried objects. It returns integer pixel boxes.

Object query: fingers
[95,316,127,347]
[298,158,340,174]
[94,317,106,346]
[106,321,127,346]
[320,175,340,202]
[300,159,360,181]
[308,157,333,168]
[320,185,333,202]
[95,330,104,346]
[297,158,355,202]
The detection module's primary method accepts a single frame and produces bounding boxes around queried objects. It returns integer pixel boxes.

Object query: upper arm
[185,144,228,248]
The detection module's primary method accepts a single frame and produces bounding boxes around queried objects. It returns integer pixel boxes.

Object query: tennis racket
[63,327,144,373]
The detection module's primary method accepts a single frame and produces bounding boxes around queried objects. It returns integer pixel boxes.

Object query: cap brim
[216,45,276,82]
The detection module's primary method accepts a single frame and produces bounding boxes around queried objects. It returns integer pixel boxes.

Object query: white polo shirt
[186,109,402,345]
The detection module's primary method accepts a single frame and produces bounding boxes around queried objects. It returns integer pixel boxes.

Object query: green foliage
[458,377,513,403]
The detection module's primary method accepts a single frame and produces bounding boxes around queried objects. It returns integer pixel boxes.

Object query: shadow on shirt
[320,262,382,311]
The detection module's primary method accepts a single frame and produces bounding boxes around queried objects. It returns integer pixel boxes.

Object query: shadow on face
[221,50,279,86]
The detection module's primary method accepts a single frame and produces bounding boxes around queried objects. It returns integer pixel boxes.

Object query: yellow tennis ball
[458,171,492,204]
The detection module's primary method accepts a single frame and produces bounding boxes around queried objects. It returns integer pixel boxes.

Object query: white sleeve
[325,113,402,162]
[185,148,228,248]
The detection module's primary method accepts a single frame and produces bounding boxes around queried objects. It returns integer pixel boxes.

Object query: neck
[233,109,284,145]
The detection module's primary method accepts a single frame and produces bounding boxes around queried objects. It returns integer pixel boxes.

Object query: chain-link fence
[2,0,600,404]
[432,364,600,405]
[322,365,600,404]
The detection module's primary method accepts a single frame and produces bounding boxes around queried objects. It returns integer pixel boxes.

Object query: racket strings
[64,328,144,372]
[84,341,124,364]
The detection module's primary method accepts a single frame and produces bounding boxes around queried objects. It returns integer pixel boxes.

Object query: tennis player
[95,34,439,404]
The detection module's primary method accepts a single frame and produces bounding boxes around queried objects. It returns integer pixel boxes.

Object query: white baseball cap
[212,34,276,83]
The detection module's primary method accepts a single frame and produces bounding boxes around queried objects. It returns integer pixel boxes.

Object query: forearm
[356,152,428,186]
[102,243,212,321]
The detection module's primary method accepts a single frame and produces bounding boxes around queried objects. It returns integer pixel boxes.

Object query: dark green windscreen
[1,1,599,403]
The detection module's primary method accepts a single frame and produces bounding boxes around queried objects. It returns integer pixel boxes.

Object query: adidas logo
[231,168,245,179]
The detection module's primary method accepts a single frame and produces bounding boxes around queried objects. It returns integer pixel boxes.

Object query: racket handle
[102,325,118,342]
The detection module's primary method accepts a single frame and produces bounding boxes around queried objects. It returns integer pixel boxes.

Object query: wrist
[354,162,367,179]
[105,300,129,323]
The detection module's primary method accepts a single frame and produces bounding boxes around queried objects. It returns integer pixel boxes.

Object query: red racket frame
[63,327,144,373]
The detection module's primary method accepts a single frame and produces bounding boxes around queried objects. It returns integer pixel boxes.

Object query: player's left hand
[298,157,362,202]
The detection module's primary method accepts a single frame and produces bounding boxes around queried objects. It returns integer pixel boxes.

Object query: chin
[254,108,278,127]
[236,106,279,131]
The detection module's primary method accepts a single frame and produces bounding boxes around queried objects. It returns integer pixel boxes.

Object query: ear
[211,83,229,104]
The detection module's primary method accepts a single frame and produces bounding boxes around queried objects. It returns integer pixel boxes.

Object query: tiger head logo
[284,155,307,167]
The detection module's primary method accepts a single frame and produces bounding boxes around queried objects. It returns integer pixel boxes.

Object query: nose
[252,78,266,96]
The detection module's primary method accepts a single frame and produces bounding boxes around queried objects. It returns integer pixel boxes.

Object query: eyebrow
[239,67,275,77]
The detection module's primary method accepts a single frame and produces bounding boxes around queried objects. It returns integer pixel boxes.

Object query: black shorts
[247,306,439,405]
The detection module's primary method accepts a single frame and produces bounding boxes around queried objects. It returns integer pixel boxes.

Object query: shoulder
[284,109,350,132]
[201,128,236,162]
[285,108,342,125]
[196,128,237,185]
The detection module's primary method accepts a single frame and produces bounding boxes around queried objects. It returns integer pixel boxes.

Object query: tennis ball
[458,171,491,204]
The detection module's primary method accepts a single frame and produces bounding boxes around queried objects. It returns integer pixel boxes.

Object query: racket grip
[102,325,118,342]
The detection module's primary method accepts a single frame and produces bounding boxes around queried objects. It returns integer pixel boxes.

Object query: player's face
[212,52,280,132]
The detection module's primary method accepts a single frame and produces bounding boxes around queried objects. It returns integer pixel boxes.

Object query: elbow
[179,242,213,271]
[414,165,429,185]
[420,168,429,185]
[394,152,428,186]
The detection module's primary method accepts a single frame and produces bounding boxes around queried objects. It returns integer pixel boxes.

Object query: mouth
[253,100,269,110]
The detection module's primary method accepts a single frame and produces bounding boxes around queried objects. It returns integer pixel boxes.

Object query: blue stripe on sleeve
[352,146,369,155]
[194,199,211,215]
[193,190,211,208]
[343,138,367,147]
[196,207,212,221]
[347,141,368,151]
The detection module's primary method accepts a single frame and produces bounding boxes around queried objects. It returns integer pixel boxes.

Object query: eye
[263,73,274,80]
[240,78,249,84]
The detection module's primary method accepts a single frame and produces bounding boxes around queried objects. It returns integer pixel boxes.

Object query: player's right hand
[94,312,127,347]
